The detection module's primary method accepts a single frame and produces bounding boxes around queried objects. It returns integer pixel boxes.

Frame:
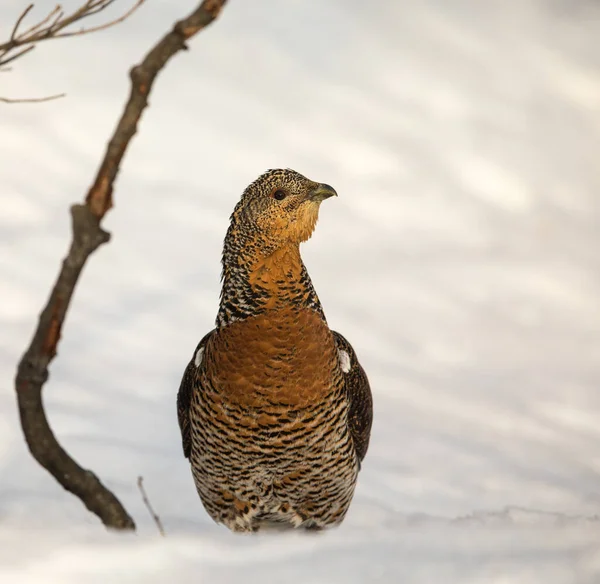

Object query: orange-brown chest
[203,308,339,408]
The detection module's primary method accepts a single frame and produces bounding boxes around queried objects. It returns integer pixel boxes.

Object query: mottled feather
[177,330,214,459]
[332,331,373,464]
[176,169,373,532]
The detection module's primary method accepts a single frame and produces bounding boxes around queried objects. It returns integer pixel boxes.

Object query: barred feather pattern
[177,169,372,532]
[187,308,359,532]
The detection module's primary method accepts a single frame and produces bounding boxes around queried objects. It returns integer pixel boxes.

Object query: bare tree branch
[20,6,61,38]
[137,476,166,536]
[0,1,147,68]
[10,4,34,42]
[0,92,65,104]
[54,1,147,39]
[14,0,228,531]
[1,44,34,67]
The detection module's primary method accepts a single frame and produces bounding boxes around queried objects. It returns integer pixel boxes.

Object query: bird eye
[272,189,287,201]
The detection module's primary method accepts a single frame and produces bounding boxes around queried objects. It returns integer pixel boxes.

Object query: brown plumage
[177,169,373,532]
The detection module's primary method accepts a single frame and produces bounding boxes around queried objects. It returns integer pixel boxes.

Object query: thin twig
[0,1,147,68]
[21,6,61,38]
[56,1,145,38]
[137,477,165,536]
[56,1,122,31]
[10,4,34,41]
[0,92,65,104]
[0,45,35,67]
[46,9,66,36]
[14,0,227,531]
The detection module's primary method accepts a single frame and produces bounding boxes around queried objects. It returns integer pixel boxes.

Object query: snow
[1,0,599,582]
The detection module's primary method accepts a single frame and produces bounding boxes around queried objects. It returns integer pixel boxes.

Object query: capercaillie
[177,169,373,532]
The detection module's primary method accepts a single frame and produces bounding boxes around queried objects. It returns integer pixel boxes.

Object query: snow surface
[1,0,599,582]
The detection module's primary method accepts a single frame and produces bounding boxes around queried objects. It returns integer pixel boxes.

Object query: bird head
[228,169,337,252]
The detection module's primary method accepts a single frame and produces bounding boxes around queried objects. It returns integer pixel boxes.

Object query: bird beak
[308,183,338,202]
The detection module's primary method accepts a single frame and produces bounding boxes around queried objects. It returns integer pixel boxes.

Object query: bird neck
[217,240,325,328]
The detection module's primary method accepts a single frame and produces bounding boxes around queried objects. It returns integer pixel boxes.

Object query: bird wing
[177,329,215,459]
[332,331,373,465]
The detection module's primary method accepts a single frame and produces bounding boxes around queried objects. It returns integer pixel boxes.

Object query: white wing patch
[338,349,351,373]
[194,346,205,368]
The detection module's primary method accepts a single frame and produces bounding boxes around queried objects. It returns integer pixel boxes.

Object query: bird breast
[204,307,340,409]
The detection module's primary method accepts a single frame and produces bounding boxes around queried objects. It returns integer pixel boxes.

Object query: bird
[177,168,373,533]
